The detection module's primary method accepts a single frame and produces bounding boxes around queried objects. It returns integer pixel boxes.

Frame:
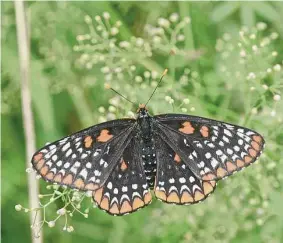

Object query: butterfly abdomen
[141,140,157,189]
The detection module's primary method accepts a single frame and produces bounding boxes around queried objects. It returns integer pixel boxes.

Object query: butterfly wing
[31,119,136,191]
[154,114,265,181]
[92,137,152,216]
[154,136,216,204]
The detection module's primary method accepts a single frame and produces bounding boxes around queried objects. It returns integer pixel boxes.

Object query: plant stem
[14,1,43,242]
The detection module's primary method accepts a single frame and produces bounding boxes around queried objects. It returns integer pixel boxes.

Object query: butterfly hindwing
[31,119,136,190]
[155,114,265,181]
[92,137,152,216]
[154,136,217,204]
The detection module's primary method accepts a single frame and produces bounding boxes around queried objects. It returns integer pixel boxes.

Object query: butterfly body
[136,107,157,188]
[32,104,265,216]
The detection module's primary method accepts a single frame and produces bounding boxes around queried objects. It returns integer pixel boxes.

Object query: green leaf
[211,2,239,23]
[252,2,280,22]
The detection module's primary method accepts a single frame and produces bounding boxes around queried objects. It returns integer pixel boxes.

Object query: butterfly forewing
[31,119,135,190]
[92,137,152,216]
[155,114,265,181]
[154,136,217,204]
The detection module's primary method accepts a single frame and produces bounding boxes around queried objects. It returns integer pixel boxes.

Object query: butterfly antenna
[145,68,168,107]
[105,83,136,105]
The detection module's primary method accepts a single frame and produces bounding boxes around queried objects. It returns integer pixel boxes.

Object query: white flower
[101,66,110,73]
[177,34,185,41]
[110,27,119,36]
[95,16,101,22]
[270,110,276,117]
[135,76,143,83]
[115,21,122,27]
[247,72,256,80]
[262,84,268,90]
[251,108,257,114]
[250,87,255,91]
[103,12,110,20]
[151,71,158,79]
[157,18,170,28]
[153,36,161,44]
[48,221,55,228]
[165,96,171,102]
[273,64,281,72]
[85,191,93,197]
[190,107,195,112]
[119,41,130,48]
[270,32,279,40]
[144,71,151,78]
[15,204,22,211]
[108,106,116,112]
[67,226,74,232]
[84,15,92,24]
[252,45,258,52]
[25,168,33,173]
[183,98,190,104]
[181,108,187,113]
[57,208,66,215]
[169,13,179,22]
[266,68,272,73]
[273,94,281,101]
[256,22,267,31]
[183,17,191,24]
[168,98,174,104]
[249,34,256,40]
[240,50,246,57]
[136,38,144,47]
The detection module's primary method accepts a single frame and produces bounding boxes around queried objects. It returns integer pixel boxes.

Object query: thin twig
[14,1,43,242]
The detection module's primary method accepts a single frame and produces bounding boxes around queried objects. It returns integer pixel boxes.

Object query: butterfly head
[137,104,149,118]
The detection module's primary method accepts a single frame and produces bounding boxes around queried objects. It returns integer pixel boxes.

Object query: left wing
[31,119,136,191]
[154,114,265,181]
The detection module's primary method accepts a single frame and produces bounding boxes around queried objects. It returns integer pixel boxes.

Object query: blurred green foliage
[2,2,283,243]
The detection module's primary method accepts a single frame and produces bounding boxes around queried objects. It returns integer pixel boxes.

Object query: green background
[2,2,283,243]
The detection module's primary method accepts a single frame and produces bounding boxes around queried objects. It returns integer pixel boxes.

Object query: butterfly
[31,103,265,216]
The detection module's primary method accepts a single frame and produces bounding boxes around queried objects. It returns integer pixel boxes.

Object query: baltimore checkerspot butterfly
[31,69,265,216]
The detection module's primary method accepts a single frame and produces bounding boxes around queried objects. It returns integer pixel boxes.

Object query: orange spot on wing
[97,129,113,142]
[45,172,54,180]
[155,190,166,200]
[200,126,209,137]
[181,191,194,203]
[144,192,152,204]
[120,200,132,214]
[109,203,119,214]
[132,197,145,210]
[216,167,227,177]
[179,122,195,134]
[253,135,262,143]
[40,166,49,176]
[34,153,43,162]
[35,159,45,170]
[62,174,73,185]
[93,188,103,204]
[167,191,180,203]
[202,173,216,180]
[100,197,110,210]
[236,159,245,168]
[84,136,93,148]
[226,161,237,172]
[249,148,257,157]
[54,174,63,183]
[174,153,181,163]
[74,178,85,189]
[251,141,260,151]
[194,191,205,201]
[120,159,128,171]
[244,155,253,164]
[203,182,214,195]
[85,183,99,190]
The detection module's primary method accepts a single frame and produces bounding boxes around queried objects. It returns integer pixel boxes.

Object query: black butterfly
[31,104,265,216]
